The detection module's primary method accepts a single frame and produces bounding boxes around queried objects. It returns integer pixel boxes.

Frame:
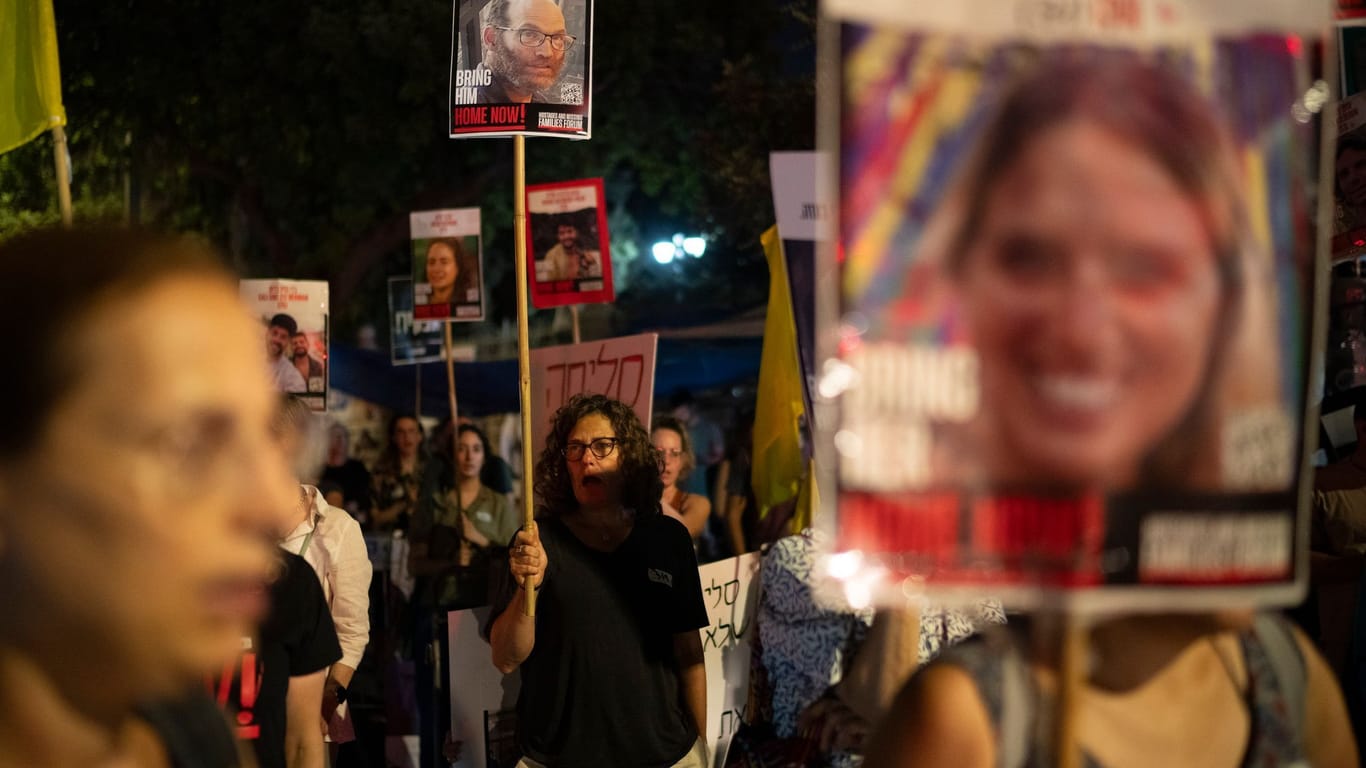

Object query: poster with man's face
[449,0,593,139]
[818,0,1328,613]
[526,177,613,308]
[411,208,485,322]
[240,279,329,412]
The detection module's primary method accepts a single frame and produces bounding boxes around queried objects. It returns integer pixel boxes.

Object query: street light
[651,233,706,264]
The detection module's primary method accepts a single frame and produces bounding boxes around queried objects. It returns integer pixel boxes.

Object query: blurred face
[488,0,567,97]
[0,276,296,702]
[291,333,309,359]
[652,427,685,488]
[456,430,485,479]
[557,225,578,249]
[957,119,1221,489]
[393,417,422,459]
[565,412,623,508]
[1338,146,1366,209]
[426,242,458,293]
[267,324,290,359]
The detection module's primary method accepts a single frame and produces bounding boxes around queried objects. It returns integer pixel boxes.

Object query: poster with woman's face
[411,208,485,322]
[526,177,614,308]
[819,1,1329,612]
[240,279,329,412]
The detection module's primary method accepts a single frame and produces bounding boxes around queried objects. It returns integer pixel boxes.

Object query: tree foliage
[1,0,815,343]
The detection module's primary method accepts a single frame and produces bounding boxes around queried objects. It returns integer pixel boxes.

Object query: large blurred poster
[526,177,614,308]
[449,0,593,139]
[411,208,486,322]
[821,0,1329,611]
[241,279,329,411]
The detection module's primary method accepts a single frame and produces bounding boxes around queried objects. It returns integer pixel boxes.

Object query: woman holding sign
[861,51,1355,768]
[488,394,710,768]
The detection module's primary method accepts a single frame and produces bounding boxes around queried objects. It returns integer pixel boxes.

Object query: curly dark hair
[534,393,663,517]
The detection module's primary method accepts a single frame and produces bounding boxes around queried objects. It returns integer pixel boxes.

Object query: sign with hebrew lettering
[698,553,760,768]
[528,333,657,460]
[819,0,1329,612]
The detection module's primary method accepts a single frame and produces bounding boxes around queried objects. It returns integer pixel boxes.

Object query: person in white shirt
[274,395,373,740]
[267,313,308,393]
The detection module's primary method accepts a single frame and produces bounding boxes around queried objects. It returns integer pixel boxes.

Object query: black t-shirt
[321,459,373,514]
[138,688,240,768]
[487,513,709,768]
[213,552,341,768]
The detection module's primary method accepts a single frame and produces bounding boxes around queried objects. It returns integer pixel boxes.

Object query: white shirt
[270,354,307,392]
[280,485,372,670]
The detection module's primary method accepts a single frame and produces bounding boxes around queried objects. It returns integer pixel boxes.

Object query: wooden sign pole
[513,134,537,616]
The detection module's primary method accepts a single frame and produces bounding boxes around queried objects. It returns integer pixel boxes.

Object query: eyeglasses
[495,26,576,51]
[564,437,619,462]
[657,448,684,461]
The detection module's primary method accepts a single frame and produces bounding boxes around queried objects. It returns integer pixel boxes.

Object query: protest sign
[449,0,593,139]
[240,279,329,411]
[388,277,448,365]
[819,0,1330,612]
[411,208,486,322]
[528,333,656,461]
[526,177,614,308]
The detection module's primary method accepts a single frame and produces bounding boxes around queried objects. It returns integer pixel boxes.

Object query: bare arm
[490,524,546,674]
[285,669,328,768]
[1294,626,1358,768]
[863,664,994,768]
[674,630,707,740]
[676,493,711,539]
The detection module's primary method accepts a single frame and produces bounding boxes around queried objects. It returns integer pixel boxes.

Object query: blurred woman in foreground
[0,227,296,767]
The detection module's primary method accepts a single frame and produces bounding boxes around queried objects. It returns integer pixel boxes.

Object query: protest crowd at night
[4,1,1366,767]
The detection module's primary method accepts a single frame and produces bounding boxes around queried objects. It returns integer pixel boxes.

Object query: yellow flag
[752,225,814,533]
[1,0,66,155]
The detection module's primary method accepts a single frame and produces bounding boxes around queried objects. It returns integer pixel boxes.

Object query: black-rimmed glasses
[563,437,619,462]
[495,26,576,51]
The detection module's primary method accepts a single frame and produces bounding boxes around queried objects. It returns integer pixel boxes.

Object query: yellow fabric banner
[752,225,815,533]
[1,0,66,155]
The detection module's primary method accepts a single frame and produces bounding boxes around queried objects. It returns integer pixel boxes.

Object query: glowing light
[825,550,864,581]
[652,242,676,264]
[682,237,706,258]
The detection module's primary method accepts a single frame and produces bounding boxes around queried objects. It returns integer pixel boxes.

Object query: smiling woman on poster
[874,49,1288,495]
[425,238,473,306]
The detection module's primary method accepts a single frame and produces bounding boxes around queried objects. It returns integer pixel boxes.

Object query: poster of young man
[389,277,449,365]
[526,177,613,308]
[818,0,1329,612]
[411,208,486,322]
[448,0,593,139]
[240,278,329,411]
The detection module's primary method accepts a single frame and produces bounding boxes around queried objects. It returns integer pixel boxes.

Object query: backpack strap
[1250,613,1307,751]
[996,641,1033,768]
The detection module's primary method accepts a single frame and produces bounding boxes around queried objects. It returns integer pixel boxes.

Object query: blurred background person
[653,416,711,542]
[273,395,372,757]
[320,422,374,522]
[0,226,297,766]
[370,413,428,533]
[409,421,516,768]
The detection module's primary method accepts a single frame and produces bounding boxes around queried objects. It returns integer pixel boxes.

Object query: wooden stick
[51,126,72,226]
[415,363,422,421]
[513,133,537,616]
[1054,616,1087,768]
[570,304,581,344]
